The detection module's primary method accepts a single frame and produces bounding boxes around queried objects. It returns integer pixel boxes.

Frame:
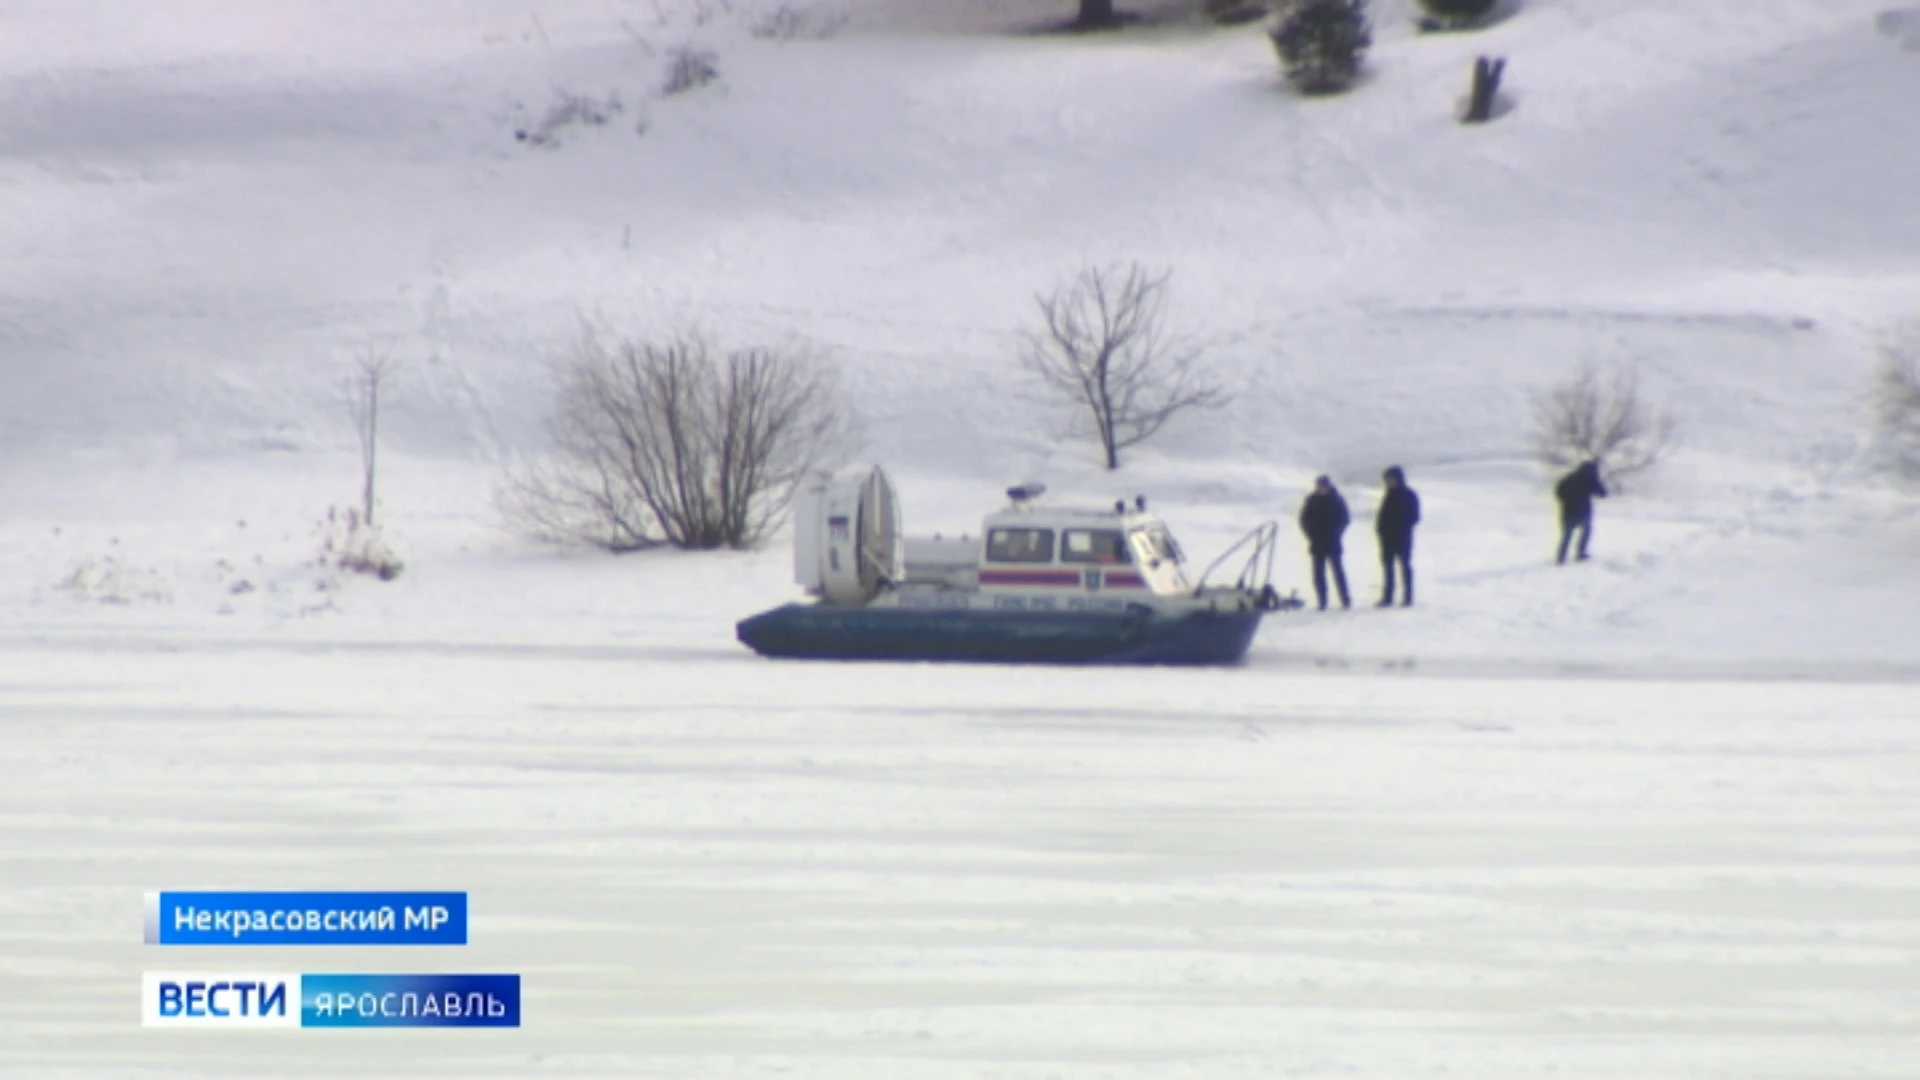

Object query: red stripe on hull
[979,569,1082,587]
[977,569,1150,590]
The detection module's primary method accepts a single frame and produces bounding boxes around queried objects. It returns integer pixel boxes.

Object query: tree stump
[1464,55,1506,123]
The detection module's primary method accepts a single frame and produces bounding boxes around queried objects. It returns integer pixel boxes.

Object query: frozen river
[2,637,1917,1077]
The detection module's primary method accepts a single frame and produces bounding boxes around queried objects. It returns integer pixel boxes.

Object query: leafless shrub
[661,45,720,95]
[57,556,174,605]
[314,505,404,582]
[1872,341,1920,478]
[1877,8,1920,51]
[500,329,855,551]
[1020,262,1226,471]
[1529,361,1679,487]
[515,89,623,147]
[751,4,850,39]
[690,0,735,27]
[347,348,401,527]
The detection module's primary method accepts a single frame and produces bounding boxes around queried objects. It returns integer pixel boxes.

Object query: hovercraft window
[1060,529,1132,565]
[986,528,1055,564]
[1131,526,1185,566]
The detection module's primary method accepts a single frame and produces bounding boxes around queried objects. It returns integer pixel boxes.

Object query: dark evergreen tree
[1268,0,1372,95]
[1073,0,1120,30]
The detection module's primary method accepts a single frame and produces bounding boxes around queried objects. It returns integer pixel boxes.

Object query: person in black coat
[1374,465,1420,607]
[1298,475,1351,610]
[1554,459,1608,564]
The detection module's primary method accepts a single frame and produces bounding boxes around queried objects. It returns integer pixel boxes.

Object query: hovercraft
[735,466,1298,665]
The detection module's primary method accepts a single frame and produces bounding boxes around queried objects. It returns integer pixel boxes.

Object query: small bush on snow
[1875,9,1920,52]
[661,46,720,95]
[313,505,404,582]
[57,556,174,606]
[1871,342,1920,479]
[516,89,623,148]
[1268,0,1372,96]
[751,5,849,40]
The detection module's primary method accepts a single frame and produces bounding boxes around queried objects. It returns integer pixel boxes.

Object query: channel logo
[142,972,298,1029]
[142,973,519,1029]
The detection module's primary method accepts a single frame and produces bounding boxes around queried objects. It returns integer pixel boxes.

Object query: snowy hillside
[2,0,1917,665]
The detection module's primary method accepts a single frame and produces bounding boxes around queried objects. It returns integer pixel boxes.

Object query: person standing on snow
[1375,465,1420,607]
[1554,459,1609,564]
[1298,475,1351,610]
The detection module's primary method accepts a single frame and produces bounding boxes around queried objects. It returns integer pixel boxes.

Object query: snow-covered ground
[2,0,1918,1074]
[6,641,1919,1078]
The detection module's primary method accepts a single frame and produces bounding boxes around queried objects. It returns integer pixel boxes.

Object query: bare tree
[1872,340,1920,478]
[1020,262,1226,471]
[1529,360,1679,487]
[348,348,402,527]
[500,329,854,551]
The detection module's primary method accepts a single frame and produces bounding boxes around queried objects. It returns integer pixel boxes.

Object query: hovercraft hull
[734,604,1263,666]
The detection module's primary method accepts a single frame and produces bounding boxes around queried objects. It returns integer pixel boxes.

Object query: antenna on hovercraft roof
[1006,482,1046,505]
